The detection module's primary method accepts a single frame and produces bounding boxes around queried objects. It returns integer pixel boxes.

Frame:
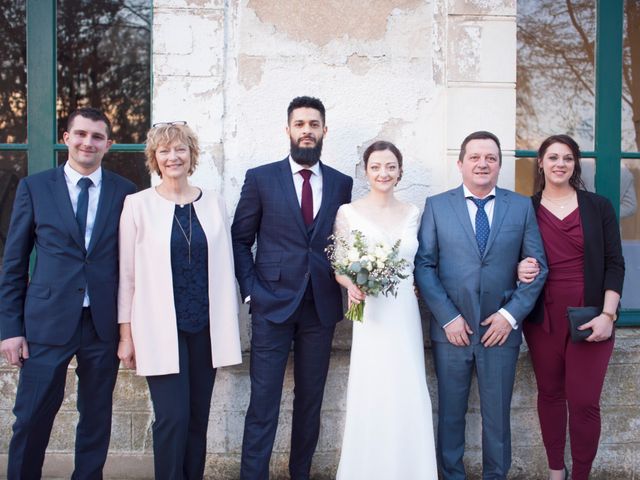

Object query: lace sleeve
[331,205,352,262]
[408,203,421,230]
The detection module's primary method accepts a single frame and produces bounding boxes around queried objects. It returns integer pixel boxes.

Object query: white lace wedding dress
[335,203,438,480]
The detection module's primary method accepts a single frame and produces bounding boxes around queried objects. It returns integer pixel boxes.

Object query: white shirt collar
[64,162,102,187]
[288,155,321,177]
[463,184,496,200]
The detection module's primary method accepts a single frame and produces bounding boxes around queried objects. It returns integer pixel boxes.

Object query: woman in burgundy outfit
[519,134,625,480]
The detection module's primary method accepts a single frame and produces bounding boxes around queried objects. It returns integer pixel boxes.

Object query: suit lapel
[484,186,509,256]
[49,166,86,251]
[309,162,334,241]
[450,185,481,258]
[88,170,116,253]
[276,159,308,236]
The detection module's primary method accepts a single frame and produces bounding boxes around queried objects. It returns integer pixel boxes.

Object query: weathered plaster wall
[1,1,639,479]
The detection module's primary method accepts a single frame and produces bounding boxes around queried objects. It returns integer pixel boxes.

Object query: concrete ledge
[1,329,639,479]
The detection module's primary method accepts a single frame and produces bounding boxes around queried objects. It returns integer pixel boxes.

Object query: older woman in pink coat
[117,122,241,480]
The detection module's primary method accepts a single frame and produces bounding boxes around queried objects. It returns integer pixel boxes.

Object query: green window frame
[516,0,639,326]
[0,0,147,173]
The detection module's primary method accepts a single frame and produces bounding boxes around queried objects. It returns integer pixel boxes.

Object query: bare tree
[517,0,639,152]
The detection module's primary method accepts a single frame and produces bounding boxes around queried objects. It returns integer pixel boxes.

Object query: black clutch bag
[566,306,599,343]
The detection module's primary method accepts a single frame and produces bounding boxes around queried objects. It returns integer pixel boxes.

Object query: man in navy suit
[415,131,547,479]
[0,108,136,479]
[232,96,352,480]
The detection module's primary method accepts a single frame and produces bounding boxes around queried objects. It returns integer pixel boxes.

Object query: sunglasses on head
[152,121,187,127]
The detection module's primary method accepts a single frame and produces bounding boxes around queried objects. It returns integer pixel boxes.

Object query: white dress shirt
[64,162,102,306]
[289,156,322,218]
[444,185,517,330]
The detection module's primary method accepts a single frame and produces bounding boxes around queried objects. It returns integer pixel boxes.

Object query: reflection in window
[56,0,151,144]
[57,151,150,191]
[621,160,640,239]
[620,159,640,308]
[515,157,537,197]
[516,0,596,151]
[0,152,27,266]
[622,0,640,152]
[0,1,27,144]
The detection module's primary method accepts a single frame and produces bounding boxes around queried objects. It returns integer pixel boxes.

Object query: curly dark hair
[287,96,326,125]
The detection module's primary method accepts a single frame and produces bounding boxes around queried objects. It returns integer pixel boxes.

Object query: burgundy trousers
[524,318,613,480]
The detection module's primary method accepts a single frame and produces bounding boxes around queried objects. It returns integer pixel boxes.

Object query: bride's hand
[347,284,366,307]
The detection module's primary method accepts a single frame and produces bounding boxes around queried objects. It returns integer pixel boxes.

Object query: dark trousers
[8,309,119,480]
[524,320,614,480]
[146,328,216,480]
[240,298,335,480]
[432,341,519,480]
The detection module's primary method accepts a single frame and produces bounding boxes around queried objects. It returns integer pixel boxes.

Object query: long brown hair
[534,134,586,193]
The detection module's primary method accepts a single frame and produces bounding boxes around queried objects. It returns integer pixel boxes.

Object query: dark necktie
[299,169,313,226]
[469,195,494,256]
[76,177,93,239]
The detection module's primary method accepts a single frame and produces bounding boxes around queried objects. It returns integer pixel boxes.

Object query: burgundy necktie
[299,169,313,226]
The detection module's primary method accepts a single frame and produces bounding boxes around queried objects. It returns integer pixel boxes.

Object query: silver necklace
[173,204,192,263]
[542,192,575,210]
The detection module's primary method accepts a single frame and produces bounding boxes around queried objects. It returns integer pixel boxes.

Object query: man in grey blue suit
[415,131,547,479]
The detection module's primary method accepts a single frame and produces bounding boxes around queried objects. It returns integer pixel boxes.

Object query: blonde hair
[145,124,200,177]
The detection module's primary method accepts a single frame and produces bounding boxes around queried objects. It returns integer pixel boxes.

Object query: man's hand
[0,336,29,367]
[444,316,474,347]
[581,314,614,342]
[517,257,540,284]
[117,338,136,370]
[481,312,513,347]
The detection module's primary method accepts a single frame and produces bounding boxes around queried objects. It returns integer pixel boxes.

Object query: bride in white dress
[334,141,438,479]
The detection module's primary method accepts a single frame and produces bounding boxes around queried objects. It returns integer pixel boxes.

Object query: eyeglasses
[152,121,187,127]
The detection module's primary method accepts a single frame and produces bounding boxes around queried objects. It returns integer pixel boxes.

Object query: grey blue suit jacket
[415,185,548,347]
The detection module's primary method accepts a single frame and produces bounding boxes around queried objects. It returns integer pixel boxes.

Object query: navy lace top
[171,194,209,333]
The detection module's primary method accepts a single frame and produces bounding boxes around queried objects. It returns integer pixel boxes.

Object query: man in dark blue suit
[0,108,136,479]
[232,96,352,480]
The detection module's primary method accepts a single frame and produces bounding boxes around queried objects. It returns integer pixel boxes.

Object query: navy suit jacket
[0,165,136,345]
[415,185,548,347]
[231,158,352,326]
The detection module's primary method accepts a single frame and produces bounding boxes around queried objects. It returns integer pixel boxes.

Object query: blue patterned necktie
[469,195,494,256]
[76,177,93,239]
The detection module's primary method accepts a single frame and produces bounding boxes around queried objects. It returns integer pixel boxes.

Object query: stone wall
[2,0,639,478]
[1,328,639,479]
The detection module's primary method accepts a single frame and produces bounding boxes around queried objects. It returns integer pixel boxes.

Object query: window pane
[56,0,151,144]
[622,0,640,152]
[621,159,640,239]
[0,151,27,267]
[580,159,638,223]
[0,1,27,144]
[620,159,640,307]
[57,151,150,191]
[517,0,596,151]
[515,157,537,197]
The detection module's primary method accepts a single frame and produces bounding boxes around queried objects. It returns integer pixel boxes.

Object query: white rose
[374,246,388,261]
[347,249,361,262]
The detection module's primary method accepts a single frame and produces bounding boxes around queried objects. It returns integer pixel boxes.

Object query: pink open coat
[118,188,242,376]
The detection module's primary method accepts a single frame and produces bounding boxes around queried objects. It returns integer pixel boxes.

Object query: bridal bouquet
[326,230,409,322]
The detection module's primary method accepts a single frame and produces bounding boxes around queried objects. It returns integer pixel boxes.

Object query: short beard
[290,137,323,167]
